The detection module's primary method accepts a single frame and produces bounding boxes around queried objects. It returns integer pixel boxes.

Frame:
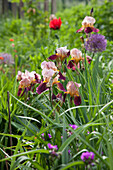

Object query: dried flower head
[85,34,107,53]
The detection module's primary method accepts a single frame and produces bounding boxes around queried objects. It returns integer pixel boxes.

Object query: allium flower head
[85,34,107,53]
[49,17,62,30]
[81,151,95,164]
[0,53,14,65]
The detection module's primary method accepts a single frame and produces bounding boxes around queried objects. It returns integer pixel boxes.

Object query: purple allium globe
[85,34,107,53]
[81,151,95,164]
[0,53,14,65]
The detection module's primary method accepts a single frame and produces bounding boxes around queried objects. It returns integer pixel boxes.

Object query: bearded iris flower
[36,61,66,94]
[65,81,81,106]
[76,16,99,33]
[49,17,62,30]
[67,48,83,70]
[48,46,70,62]
[17,70,41,96]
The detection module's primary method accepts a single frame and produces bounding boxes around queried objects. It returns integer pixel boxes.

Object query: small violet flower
[47,143,58,150]
[69,124,78,130]
[81,151,95,164]
[48,133,52,138]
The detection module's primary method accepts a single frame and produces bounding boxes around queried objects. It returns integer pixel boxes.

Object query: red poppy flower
[9,38,14,42]
[49,17,62,30]
[0,56,4,60]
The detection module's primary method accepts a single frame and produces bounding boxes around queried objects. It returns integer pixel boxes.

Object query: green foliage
[0,2,113,170]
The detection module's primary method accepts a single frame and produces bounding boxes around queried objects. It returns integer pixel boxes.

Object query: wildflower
[67,48,83,70]
[49,17,62,30]
[69,124,78,130]
[68,150,71,154]
[48,133,52,138]
[81,151,95,164]
[47,143,58,150]
[85,34,107,53]
[65,81,81,106]
[0,53,14,65]
[48,46,70,62]
[9,38,14,41]
[76,16,99,33]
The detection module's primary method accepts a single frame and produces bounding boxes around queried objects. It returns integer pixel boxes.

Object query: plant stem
[7,91,12,156]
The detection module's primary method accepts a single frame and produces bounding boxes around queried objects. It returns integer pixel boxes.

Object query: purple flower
[85,34,107,53]
[0,53,14,65]
[48,133,52,138]
[47,143,58,150]
[69,124,78,130]
[81,151,95,164]
[68,149,71,154]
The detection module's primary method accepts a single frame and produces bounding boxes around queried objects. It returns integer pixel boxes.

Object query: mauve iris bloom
[76,16,99,33]
[67,48,83,70]
[49,17,62,30]
[17,70,41,96]
[81,151,95,164]
[0,53,14,65]
[36,61,66,94]
[48,46,70,62]
[47,143,58,150]
[65,81,81,106]
[69,124,78,130]
[85,34,107,53]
